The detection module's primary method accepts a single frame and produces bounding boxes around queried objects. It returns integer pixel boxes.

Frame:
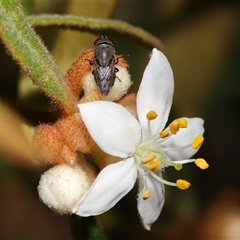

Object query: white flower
[75,48,208,230]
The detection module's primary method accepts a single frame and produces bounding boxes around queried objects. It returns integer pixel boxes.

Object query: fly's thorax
[94,44,115,67]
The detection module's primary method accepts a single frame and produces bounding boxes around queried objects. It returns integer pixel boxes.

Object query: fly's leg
[85,59,93,65]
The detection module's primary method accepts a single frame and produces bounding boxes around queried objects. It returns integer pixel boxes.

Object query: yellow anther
[195,158,209,169]
[176,179,191,190]
[191,135,204,149]
[146,110,158,120]
[178,118,188,128]
[142,190,151,200]
[148,160,160,171]
[169,120,179,134]
[141,155,156,164]
[174,163,183,171]
[159,130,169,138]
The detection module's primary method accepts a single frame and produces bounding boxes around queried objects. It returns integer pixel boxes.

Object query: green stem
[69,215,106,240]
[27,14,164,50]
[0,1,76,115]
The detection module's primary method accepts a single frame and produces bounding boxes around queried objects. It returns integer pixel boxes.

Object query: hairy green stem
[27,14,164,50]
[0,1,76,115]
[69,215,106,240]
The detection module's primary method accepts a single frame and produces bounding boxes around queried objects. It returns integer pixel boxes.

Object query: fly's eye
[94,36,114,46]
[106,37,114,45]
[94,37,102,45]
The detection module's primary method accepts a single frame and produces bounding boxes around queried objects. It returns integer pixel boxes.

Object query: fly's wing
[92,59,116,96]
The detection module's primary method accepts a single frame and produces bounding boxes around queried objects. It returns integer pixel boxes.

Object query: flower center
[134,143,185,200]
[134,110,208,200]
[135,143,181,172]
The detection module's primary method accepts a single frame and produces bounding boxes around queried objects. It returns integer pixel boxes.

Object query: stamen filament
[136,163,149,176]
[150,172,177,187]
[135,156,149,175]
[163,144,192,152]
[174,159,195,164]
[145,110,158,139]
[140,175,149,196]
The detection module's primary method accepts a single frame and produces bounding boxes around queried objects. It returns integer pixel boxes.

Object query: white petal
[137,173,165,230]
[78,101,141,158]
[74,157,137,216]
[137,48,174,142]
[161,117,204,161]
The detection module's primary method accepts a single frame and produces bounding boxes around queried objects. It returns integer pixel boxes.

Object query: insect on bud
[83,36,132,101]
[88,36,120,96]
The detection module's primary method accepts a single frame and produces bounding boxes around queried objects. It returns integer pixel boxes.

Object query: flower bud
[101,65,132,101]
[38,164,92,214]
[80,53,132,102]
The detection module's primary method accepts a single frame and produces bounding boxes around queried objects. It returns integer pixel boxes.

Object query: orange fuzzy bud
[32,124,77,165]
[55,114,96,154]
[33,125,65,165]
[65,49,94,99]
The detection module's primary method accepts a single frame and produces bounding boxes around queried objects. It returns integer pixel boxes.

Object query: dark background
[1,1,240,239]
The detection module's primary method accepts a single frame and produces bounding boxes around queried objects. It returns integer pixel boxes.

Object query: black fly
[90,36,119,96]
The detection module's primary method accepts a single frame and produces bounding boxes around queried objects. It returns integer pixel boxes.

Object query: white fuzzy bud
[82,65,132,101]
[38,164,91,214]
[105,65,132,101]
